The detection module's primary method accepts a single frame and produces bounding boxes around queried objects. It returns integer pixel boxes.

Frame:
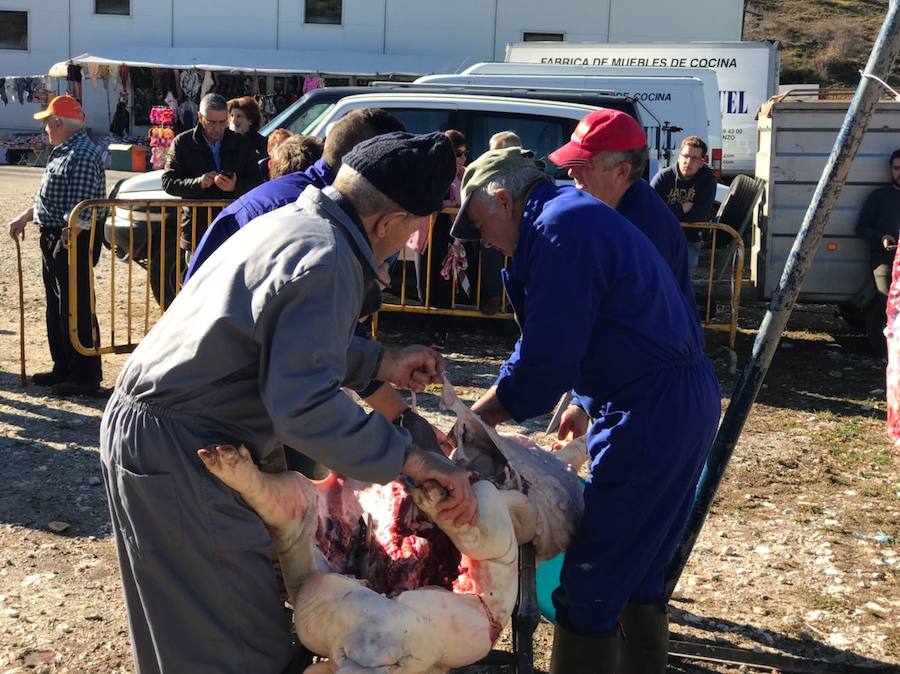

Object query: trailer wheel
[715,174,764,243]
[865,299,887,356]
[838,302,867,332]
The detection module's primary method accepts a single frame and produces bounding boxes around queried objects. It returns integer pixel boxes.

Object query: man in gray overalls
[100,132,478,673]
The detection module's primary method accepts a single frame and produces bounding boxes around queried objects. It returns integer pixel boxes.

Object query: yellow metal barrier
[378,207,514,321]
[682,221,745,349]
[66,198,231,356]
[66,202,744,358]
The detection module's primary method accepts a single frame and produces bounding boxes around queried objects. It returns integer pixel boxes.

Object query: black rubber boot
[549,621,621,674]
[619,599,669,674]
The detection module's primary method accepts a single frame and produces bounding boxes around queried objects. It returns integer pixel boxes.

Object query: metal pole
[665,0,900,599]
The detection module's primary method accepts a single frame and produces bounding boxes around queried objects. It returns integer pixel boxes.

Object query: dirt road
[0,166,896,673]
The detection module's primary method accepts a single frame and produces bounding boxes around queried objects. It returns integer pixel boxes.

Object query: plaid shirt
[34,130,106,230]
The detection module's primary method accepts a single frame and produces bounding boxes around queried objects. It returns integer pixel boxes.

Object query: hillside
[744,0,899,86]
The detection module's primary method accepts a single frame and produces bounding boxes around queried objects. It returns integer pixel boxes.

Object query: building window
[96,0,130,15]
[305,0,341,25]
[523,32,564,42]
[0,11,28,50]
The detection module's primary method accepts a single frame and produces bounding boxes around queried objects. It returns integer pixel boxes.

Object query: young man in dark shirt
[855,148,900,297]
[651,136,717,271]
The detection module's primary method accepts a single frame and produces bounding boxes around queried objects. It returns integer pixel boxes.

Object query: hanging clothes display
[110,97,130,137]
[99,65,111,89]
[200,70,215,97]
[119,63,129,92]
[4,79,14,105]
[302,74,323,93]
[149,106,176,170]
[67,63,83,99]
[15,78,27,105]
[179,69,200,100]
[177,98,199,131]
[87,63,101,89]
[0,78,6,106]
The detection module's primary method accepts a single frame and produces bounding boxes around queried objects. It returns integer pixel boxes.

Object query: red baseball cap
[548,109,647,168]
[34,95,85,121]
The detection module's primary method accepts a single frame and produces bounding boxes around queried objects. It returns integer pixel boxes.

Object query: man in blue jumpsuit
[449,147,720,673]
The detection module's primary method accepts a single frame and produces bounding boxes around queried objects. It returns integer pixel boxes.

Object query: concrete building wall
[0,0,744,132]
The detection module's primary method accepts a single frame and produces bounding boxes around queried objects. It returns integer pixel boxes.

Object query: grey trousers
[100,390,294,674]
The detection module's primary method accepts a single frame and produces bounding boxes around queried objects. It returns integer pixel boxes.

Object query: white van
[416,70,721,177]
[500,42,780,177]
[302,92,611,170]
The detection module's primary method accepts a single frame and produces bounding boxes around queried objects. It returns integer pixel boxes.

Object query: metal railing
[683,221,746,349]
[377,208,514,323]
[66,201,745,357]
[66,198,231,356]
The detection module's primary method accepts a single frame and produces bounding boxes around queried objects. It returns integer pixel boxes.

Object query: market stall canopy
[49,47,465,78]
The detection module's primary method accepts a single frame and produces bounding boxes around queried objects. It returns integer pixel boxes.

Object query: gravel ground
[0,165,897,673]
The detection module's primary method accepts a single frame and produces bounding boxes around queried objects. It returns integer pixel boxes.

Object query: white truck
[504,41,781,177]
[752,95,900,350]
[415,67,721,176]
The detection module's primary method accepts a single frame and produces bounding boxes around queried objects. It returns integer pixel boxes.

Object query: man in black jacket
[162,93,261,264]
[651,136,717,272]
[855,148,900,298]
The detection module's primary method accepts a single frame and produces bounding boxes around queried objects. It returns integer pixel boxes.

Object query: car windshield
[260,101,336,137]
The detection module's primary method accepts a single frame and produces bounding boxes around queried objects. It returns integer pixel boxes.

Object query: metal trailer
[752,96,900,349]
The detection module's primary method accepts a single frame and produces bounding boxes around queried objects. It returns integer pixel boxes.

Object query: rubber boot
[549,621,621,674]
[618,599,669,674]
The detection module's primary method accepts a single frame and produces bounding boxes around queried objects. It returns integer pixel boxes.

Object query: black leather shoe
[50,380,103,397]
[32,371,66,386]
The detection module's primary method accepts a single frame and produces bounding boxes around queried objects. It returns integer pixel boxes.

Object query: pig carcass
[887,252,900,447]
[199,380,584,673]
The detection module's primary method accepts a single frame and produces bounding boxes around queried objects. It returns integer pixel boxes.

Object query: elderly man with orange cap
[7,95,106,396]
[449,138,720,673]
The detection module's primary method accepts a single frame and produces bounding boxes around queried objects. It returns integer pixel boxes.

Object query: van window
[466,111,576,180]
[381,108,454,135]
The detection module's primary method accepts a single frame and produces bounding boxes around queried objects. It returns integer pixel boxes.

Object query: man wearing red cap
[548,108,693,304]
[449,145,720,673]
[7,95,105,396]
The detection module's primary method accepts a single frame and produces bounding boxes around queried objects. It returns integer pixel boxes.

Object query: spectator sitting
[162,93,262,264]
[228,96,267,163]
[855,148,900,301]
[651,135,717,272]
[268,134,324,179]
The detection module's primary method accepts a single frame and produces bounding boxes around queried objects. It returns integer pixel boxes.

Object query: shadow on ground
[0,370,110,537]
[671,605,897,672]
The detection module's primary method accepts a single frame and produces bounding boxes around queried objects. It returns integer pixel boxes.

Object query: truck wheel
[715,175,763,243]
[838,303,867,332]
[865,300,887,356]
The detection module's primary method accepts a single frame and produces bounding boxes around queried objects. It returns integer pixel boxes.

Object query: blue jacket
[495,182,706,423]
[185,157,335,281]
[616,179,694,305]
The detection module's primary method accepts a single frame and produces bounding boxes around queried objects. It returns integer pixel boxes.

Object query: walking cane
[14,237,26,387]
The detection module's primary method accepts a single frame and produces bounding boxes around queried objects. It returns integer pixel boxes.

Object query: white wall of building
[0,0,744,132]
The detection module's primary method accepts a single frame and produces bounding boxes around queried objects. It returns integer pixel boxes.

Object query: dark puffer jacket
[162,125,262,250]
